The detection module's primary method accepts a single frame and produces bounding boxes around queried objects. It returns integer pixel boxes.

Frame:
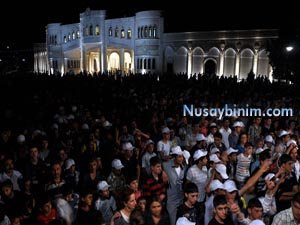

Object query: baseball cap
[112,159,124,170]
[193,150,207,161]
[65,158,75,170]
[17,134,26,143]
[264,135,275,145]
[226,147,238,155]
[176,217,196,225]
[145,139,154,146]
[211,147,220,154]
[97,181,111,191]
[215,164,229,179]
[255,148,265,155]
[210,179,225,191]
[224,180,238,192]
[196,134,207,142]
[122,142,134,151]
[287,139,297,148]
[209,154,221,163]
[233,121,245,128]
[264,173,276,181]
[171,146,184,155]
[162,127,170,134]
[278,130,289,138]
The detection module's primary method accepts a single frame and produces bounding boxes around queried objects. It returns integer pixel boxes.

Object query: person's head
[171,146,184,166]
[213,195,228,221]
[213,132,222,146]
[258,150,271,165]
[29,145,39,161]
[244,142,253,157]
[247,198,263,220]
[137,197,147,212]
[147,196,163,217]
[130,208,145,225]
[112,159,124,175]
[292,192,300,222]
[289,145,299,162]
[184,182,199,206]
[38,194,52,215]
[80,189,94,207]
[145,140,155,153]
[224,180,238,203]
[238,132,248,145]
[97,181,111,198]
[1,180,13,198]
[51,161,62,179]
[3,157,14,173]
[193,150,208,167]
[120,187,136,211]
[127,176,139,192]
[278,154,294,173]
[150,156,162,176]
[264,173,276,191]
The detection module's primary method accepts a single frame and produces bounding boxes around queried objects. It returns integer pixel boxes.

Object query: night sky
[0,0,299,49]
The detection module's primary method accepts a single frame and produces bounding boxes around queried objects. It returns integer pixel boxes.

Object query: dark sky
[1,0,299,49]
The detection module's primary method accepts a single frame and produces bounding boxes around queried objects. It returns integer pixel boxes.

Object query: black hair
[150,156,161,167]
[247,198,263,209]
[259,150,271,161]
[184,182,199,194]
[278,154,293,167]
[213,195,227,208]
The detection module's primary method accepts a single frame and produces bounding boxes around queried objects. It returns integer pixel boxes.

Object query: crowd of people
[1,71,300,225]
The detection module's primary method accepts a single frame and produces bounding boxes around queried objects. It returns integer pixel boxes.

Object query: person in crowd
[144,196,170,225]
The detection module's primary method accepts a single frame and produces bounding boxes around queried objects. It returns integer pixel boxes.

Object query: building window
[68,34,71,41]
[72,32,75,40]
[76,31,80,39]
[149,26,152,38]
[85,26,89,36]
[137,59,139,69]
[89,25,93,35]
[141,27,144,38]
[127,29,132,39]
[148,58,151,69]
[115,27,119,37]
[144,59,147,69]
[153,26,157,38]
[64,36,67,43]
[95,25,100,35]
[144,26,148,38]
[109,27,112,36]
[152,58,156,69]
[54,35,57,44]
[140,59,143,69]
[121,29,125,38]
[138,27,140,38]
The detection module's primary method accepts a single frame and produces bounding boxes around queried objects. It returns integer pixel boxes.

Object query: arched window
[109,27,112,36]
[95,25,100,35]
[127,29,132,39]
[63,36,67,43]
[85,26,89,36]
[153,25,157,38]
[148,58,151,69]
[121,29,125,38]
[76,31,80,39]
[144,59,147,69]
[89,25,93,35]
[149,26,152,38]
[115,27,119,37]
[68,33,71,41]
[137,59,140,69]
[144,26,148,38]
[141,27,144,38]
[140,58,143,69]
[72,32,75,40]
[138,27,140,38]
[152,58,156,69]
[54,35,57,44]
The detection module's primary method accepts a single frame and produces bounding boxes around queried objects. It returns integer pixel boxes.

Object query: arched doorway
[204,59,217,75]
[124,52,132,74]
[108,52,120,71]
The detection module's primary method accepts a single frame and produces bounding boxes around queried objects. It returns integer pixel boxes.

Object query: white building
[34,9,278,79]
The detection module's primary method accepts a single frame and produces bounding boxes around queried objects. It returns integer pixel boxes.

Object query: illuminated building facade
[34,9,278,79]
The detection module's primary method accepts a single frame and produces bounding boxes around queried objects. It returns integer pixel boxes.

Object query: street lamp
[286,46,294,52]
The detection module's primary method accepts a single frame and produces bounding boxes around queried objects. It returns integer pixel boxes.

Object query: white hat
[264,173,276,181]
[226,147,238,155]
[51,123,59,129]
[162,127,170,134]
[122,142,134,151]
[145,139,154,146]
[67,114,75,120]
[255,148,265,155]
[193,150,207,161]
[264,135,275,145]
[224,180,238,192]
[97,180,111,191]
[209,154,221,163]
[103,120,112,127]
[65,158,75,170]
[249,219,265,225]
[233,121,245,128]
[210,179,225,191]
[176,217,195,225]
[287,139,297,148]
[278,130,290,138]
[81,123,89,130]
[112,159,124,170]
[211,147,220,154]
[216,164,229,179]
[17,134,26,143]
[183,150,191,164]
[210,123,217,128]
[196,134,207,142]
[171,146,184,155]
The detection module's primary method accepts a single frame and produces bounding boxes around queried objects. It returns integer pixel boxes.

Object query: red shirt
[37,208,57,225]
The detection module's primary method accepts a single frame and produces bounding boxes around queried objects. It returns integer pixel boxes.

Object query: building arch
[192,47,205,75]
[108,52,120,71]
[224,48,236,76]
[240,48,254,79]
[204,58,217,75]
[124,52,132,73]
[174,46,188,74]
[164,46,175,73]
[257,49,269,76]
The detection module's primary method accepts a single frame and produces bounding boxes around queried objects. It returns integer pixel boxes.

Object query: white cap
[233,121,245,128]
[17,134,26,143]
[287,139,297,148]
[210,123,217,128]
[209,154,221,163]
[176,217,196,225]
[210,179,225,191]
[67,114,75,120]
[264,135,275,145]
[215,164,229,179]
[103,120,112,127]
[51,123,59,129]
[264,173,276,181]
[122,142,134,151]
[211,147,220,154]
[224,180,238,192]
[255,148,265,155]
[183,150,191,164]
[171,146,184,155]
[249,219,265,225]
[196,134,207,142]
[145,139,154,146]
[162,127,170,134]
[193,150,207,161]
[278,130,290,138]
[226,147,238,155]
[81,123,89,130]
[65,158,75,170]
[112,159,124,170]
[97,180,111,191]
